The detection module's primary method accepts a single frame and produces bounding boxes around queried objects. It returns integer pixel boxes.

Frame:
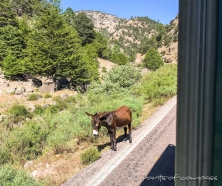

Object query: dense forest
[0,0,178,185]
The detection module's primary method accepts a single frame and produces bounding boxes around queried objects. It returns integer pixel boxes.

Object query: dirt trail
[62,96,177,186]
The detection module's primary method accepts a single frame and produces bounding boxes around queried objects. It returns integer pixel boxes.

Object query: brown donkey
[86,106,132,151]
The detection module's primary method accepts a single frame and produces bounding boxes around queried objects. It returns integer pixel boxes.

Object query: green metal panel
[176,0,218,186]
[213,0,222,185]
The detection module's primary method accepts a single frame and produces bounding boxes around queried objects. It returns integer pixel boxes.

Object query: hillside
[79,10,178,63]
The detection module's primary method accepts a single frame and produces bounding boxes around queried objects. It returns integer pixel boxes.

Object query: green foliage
[2,51,25,78]
[0,164,45,186]
[80,147,101,165]
[63,7,76,26]
[0,25,24,64]
[69,44,99,89]
[24,5,82,79]
[44,93,52,99]
[0,0,24,70]
[28,93,42,101]
[134,64,177,100]
[0,0,18,27]
[139,35,158,55]
[143,48,164,71]
[8,104,31,123]
[44,105,61,115]
[103,65,141,88]
[74,12,95,46]
[1,122,48,163]
[101,66,107,73]
[92,32,109,58]
[110,45,128,65]
[33,105,44,115]
[10,0,49,17]
[46,112,85,152]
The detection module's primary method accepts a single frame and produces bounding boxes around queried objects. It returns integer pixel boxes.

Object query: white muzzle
[93,130,99,135]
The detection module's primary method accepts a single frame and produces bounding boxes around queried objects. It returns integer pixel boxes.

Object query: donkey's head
[86,112,105,136]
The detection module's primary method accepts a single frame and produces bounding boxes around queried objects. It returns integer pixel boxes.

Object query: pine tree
[143,48,164,71]
[74,12,95,46]
[92,32,109,58]
[0,0,18,27]
[69,44,99,91]
[24,5,82,78]
[0,0,25,78]
[63,7,76,27]
[2,50,24,78]
[24,5,99,87]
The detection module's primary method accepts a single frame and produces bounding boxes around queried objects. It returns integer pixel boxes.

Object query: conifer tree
[69,44,99,91]
[143,48,163,70]
[74,12,95,46]
[0,0,25,78]
[24,5,81,78]
[24,5,99,87]
[63,7,76,27]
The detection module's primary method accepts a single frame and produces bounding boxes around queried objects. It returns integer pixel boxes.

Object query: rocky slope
[79,10,178,63]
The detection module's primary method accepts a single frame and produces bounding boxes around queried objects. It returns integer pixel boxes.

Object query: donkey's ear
[86,112,93,118]
[99,112,108,120]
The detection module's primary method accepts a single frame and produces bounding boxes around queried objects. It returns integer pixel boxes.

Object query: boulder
[26,87,34,93]
[15,87,25,95]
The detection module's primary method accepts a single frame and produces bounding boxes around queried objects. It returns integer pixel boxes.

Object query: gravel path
[62,96,176,186]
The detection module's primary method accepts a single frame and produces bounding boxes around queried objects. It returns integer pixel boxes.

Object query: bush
[44,93,52,99]
[3,122,48,162]
[80,147,101,165]
[28,93,42,101]
[44,105,61,115]
[135,64,177,100]
[33,105,44,115]
[110,52,128,65]
[143,48,164,71]
[103,65,141,88]
[101,66,107,73]
[0,164,45,186]
[8,104,31,123]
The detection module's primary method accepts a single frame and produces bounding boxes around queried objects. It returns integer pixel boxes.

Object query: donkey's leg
[128,122,132,143]
[109,130,114,149]
[113,129,117,151]
[123,126,127,141]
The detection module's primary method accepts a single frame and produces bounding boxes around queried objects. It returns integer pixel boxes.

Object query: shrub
[0,164,45,186]
[80,147,101,165]
[110,52,128,65]
[143,48,164,71]
[33,105,44,115]
[8,104,31,123]
[135,64,177,100]
[4,122,48,162]
[103,65,141,88]
[101,66,107,73]
[44,93,52,99]
[44,105,61,115]
[28,93,42,101]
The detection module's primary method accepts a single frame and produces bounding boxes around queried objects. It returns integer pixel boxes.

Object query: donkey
[86,106,132,151]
